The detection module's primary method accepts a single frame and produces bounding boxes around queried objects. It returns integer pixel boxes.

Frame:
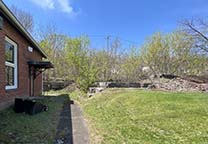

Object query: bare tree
[11,5,34,33]
[181,18,208,54]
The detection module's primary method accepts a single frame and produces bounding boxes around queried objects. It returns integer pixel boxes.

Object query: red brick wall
[0,14,43,109]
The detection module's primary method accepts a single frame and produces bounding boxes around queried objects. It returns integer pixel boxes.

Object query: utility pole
[105,35,111,81]
[106,35,111,53]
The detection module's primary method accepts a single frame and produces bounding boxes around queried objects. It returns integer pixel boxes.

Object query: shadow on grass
[53,94,74,144]
[0,94,74,144]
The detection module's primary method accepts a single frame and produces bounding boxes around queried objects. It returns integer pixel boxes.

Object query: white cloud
[57,0,73,14]
[30,0,76,15]
[30,0,55,9]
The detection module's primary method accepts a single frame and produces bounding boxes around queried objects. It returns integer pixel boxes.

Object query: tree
[11,5,34,33]
[120,46,142,82]
[39,30,68,79]
[93,50,111,81]
[181,18,208,54]
[65,36,99,92]
[141,31,195,76]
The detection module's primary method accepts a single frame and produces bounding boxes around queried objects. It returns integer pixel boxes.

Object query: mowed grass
[0,95,68,144]
[81,89,208,144]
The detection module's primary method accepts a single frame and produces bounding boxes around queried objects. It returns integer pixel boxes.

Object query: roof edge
[0,1,47,58]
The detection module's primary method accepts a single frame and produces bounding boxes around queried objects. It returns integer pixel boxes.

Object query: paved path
[54,100,89,144]
[71,103,90,144]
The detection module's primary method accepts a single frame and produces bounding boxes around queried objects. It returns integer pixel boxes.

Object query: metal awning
[28,61,54,69]
[28,61,53,97]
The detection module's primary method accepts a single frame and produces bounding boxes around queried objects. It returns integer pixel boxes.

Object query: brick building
[0,1,53,109]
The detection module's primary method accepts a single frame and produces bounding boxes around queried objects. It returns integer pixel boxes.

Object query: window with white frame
[5,37,18,90]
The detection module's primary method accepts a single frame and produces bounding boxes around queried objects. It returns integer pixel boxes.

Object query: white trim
[5,36,18,90]
[5,61,14,67]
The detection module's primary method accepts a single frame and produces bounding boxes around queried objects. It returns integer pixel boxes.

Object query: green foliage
[40,34,68,79]
[39,29,208,92]
[64,36,99,92]
[140,31,205,76]
[40,34,99,92]
[120,47,142,82]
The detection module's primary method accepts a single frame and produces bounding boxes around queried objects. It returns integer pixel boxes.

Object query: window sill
[5,87,18,92]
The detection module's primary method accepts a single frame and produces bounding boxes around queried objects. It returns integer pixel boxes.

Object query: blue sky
[3,0,208,47]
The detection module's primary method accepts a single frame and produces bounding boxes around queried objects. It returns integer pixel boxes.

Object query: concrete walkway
[54,100,89,144]
[71,103,90,144]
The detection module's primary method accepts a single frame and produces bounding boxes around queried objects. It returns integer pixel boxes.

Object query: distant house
[0,1,53,109]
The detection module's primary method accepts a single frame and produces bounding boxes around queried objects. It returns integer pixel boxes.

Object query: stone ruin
[153,75,208,92]
[88,75,208,97]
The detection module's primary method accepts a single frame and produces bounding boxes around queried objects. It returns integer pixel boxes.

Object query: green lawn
[80,89,208,144]
[0,95,68,144]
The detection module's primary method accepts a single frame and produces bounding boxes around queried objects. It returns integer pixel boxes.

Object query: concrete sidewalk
[71,103,89,144]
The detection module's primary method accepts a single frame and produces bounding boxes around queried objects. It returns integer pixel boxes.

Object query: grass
[2,89,207,143]
[0,95,68,144]
[79,88,208,144]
